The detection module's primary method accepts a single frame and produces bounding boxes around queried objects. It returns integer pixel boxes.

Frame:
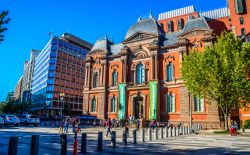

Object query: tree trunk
[224,113,229,130]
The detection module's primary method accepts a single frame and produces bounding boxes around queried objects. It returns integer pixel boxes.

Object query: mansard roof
[160,31,183,46]
[90,38,123,55]
[200,7,229,20]
[183,17,210,33]
[125,18,164,40]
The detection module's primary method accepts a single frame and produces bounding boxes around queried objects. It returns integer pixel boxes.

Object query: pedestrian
[59,119,64,134]
[64,116,70,133]
[125,122,129,138]
[106,118,112,137]
[93,120,96,127]
[103,119,106,129]
[99,119,103,129]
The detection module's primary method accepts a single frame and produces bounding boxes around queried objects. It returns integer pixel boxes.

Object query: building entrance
[133,96,143,119]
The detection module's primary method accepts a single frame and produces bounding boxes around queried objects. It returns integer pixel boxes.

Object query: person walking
[59,119,64,134]
[64,116,70,133]
[72,117,76,133]
[105,118,112,137]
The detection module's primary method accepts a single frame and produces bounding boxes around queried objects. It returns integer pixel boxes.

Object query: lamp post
[188,92,193,133]
[59,93,65,116]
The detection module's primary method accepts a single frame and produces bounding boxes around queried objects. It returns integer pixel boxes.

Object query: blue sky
[0,0,226,101]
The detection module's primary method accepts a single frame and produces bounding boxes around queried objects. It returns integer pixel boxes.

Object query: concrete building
[83,0,250,129]
[31,33,92,116]
[21,50,40,103]
[14,76,23,101]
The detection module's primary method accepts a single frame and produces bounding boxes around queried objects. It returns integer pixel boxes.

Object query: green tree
[0,10,10,43]
[181,32,250,130]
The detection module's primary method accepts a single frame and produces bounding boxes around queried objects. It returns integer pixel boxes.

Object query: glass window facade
[31,36,91,113]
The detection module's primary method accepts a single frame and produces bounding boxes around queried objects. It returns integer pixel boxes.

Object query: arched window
[166,93,175,112]
[166,63,174,81]
[91,97,96,112]
[112,70,117,86]
[110,97,116,112]
[194,97,204,112]
[136,63,145,84]
[93,72,98,88]
[168,21,174,32]
[177,18,184,31]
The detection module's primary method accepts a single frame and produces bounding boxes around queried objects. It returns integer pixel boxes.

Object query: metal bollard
[81,133,87,154]
[173,127,176,137]
[170,127,172,137]
[97,132,103,151]
[160,128,164,139]
[148,128,152,141]
[154,128,158,140]
[132,130,137,144]
[123,130,127,145]
[30,135,39,155]
[8,136,18,155]
[111,131,116,148]
[60,134,67,155]
[165,127,168,138]
[177,127,180,136]
[141,129,145,142]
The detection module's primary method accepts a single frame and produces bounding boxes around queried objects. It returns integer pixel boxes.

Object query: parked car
[19,114,40,126]
[0,116,4,127]
[0,114,20,126]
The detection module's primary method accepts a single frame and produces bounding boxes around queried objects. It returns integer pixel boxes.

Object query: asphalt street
[0,126,250,155]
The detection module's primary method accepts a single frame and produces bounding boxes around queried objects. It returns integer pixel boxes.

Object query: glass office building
[31,33,92,116]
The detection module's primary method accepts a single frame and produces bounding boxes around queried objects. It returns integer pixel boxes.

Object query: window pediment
[123,32,158,43]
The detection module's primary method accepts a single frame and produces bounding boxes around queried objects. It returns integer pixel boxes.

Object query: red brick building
[83,0,249,129]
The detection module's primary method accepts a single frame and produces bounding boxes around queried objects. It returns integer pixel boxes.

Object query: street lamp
[188,92,193,133]
[59,93,65,116]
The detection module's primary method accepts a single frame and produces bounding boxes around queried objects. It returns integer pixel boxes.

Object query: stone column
[84,66,88,87]
[124,59,127,83]
[99,64,103,85]
[121,60,124,83]
[87,65,91,88]
[155,54,158,80]
[151,55,155,80]
[102,60,107,85]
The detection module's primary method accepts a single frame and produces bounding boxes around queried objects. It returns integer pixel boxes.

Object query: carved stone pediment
[123,32,158,43]
[88,49,108,55]
[178,29,213,38]
[129,49,150,60]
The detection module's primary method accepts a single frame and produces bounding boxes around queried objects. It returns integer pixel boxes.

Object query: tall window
[110,97,116,112]
[112,70,117,86]
[235,0,245,14]
[194,97,204,112]
[166,63,174,81]
[177,18,184,31]
[136,63,145,84]
[168,21,174,32]
[166,94,175,112]
[239,17,244,25]
[93,72,98,88]
[91,97,96,112]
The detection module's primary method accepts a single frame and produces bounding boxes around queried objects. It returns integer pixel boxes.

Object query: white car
[0,116,4,127]
[19,114,40,126]
[0,114,20,126]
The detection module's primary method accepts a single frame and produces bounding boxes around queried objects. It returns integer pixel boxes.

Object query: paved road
[0,126,250,155]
